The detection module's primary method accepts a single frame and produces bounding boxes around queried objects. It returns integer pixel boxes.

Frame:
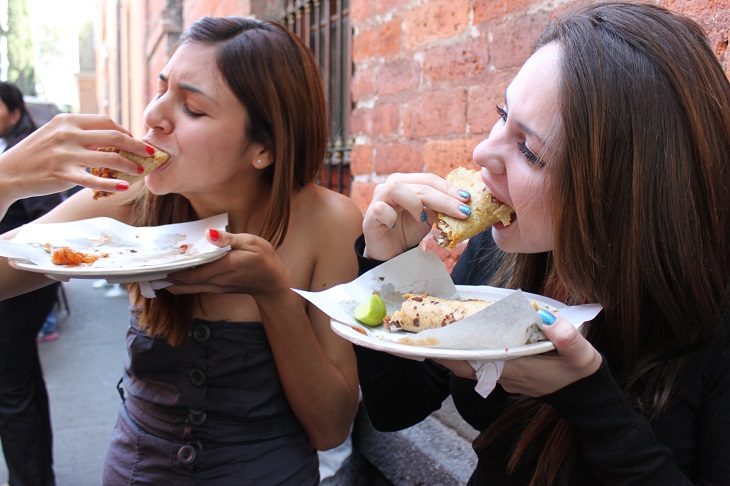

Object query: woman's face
[0,99,20,137]
[142,42,259,196]
[473,42,562,254]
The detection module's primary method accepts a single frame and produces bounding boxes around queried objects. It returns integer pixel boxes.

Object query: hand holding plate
[165,228,292,297]
[498,312,602,397]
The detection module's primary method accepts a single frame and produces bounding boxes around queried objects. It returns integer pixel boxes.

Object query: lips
[480,172,516,224]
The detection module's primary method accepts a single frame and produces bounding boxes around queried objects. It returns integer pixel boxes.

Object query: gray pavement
[0,279,131,486]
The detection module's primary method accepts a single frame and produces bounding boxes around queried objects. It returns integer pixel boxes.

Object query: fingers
[377,173,472,219]
[538,311,602,373]
[169,230,257,285]
[47,114,152,158]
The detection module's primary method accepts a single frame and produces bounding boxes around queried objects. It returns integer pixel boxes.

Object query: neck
[186,177,272,236]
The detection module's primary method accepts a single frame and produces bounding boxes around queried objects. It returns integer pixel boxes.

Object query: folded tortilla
[434,168,513,248]
[383,293,494,332]
[91,146,169,199]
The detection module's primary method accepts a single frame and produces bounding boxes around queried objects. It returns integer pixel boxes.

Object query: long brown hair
[128,17,328,345]
[477,3,730,484]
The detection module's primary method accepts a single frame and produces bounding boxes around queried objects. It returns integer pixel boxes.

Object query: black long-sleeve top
[354,232,730,484]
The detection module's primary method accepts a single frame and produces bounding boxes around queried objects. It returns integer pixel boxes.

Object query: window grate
[284,0,352,195]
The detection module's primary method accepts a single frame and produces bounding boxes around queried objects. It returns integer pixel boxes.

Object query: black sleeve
[353,235,452,431]
[540,345,730,485]
[21,194,63,221]
[355,346,452,431]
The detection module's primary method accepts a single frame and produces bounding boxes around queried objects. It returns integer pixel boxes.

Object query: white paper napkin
[138,280,173,298]
[468,360,505,397]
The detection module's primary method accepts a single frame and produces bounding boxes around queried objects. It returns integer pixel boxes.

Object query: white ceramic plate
[9,247,229,283]
[330,286,570,361]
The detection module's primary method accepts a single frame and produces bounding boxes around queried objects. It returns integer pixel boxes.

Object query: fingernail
[458,204,472,216]
[145,145,155,155]
[420,209,428,222]
[208,228,220,241]
[458,189,471,200]
[538,309,557,325]
[137,165,144,174]
[116,182,129,191]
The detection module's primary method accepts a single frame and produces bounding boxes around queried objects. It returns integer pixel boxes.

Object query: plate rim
[9,246,229,281]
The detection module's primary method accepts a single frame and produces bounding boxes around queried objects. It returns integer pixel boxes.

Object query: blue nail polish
[458,189,471,200]
[420,209,428,222]
[538,309,557,325]
[458,204,472,216]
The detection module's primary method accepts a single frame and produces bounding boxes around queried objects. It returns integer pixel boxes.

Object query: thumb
[537,310,601,370]
[207,228,229,247]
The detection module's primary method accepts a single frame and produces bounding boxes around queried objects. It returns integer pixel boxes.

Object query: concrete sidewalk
[0,279,130,485]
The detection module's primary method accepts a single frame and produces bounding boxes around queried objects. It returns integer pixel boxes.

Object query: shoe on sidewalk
[38,331,60,343]
[104,283,127,298]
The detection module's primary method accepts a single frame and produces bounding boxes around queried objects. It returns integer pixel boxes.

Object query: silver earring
[256,159,263,167]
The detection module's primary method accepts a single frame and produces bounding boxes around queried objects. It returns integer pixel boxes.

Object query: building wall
[97,0,728,198]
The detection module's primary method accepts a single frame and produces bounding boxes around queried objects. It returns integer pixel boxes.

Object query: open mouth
[486,193,515,226]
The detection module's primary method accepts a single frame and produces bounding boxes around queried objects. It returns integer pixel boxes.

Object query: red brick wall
[349,0,729,266]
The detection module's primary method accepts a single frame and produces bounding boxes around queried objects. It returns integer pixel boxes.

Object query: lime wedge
[353,293,387,327]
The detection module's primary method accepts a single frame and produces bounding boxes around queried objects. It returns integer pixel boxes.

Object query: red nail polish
[137,164,144,174]
[208,228,220,241]
[145,145,155,155]
[116,182,129,191]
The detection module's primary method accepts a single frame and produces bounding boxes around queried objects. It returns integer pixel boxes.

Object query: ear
[251,148,273,170]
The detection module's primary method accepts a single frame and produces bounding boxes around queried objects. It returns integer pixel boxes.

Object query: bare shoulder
[296,184,363,237]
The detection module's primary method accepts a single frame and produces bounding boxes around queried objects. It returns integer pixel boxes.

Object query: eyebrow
[504,89,547,147]
[158,73,211,99]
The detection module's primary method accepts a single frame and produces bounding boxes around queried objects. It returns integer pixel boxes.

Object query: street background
[0,279,129,485]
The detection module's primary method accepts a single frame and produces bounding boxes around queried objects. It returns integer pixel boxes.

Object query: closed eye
[183,105,204,118]
[517,142,545,168]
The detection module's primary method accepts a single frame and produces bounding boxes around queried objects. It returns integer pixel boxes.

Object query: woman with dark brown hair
[0,17,360,485]
[357,2,730,484]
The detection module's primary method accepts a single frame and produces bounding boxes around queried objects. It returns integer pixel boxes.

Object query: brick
[467,71,515,136]
[405,0,471,50]
[423,35,488,83]
[371,103,401,137]
[374,142,424,175]
[350,0,371,24]
[423,139,479,177]
[351,63,375,103]
[349,108,372,137]
[350,181,377,213]
[374,0,395,16]
[374,59,421,96]
[487,13,548,70]
[350,144,374,176]
[474,0,532,23]
[353,17,402,60]
[403,88,466,138]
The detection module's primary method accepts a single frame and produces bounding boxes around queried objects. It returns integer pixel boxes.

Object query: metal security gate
[284,0,352,195]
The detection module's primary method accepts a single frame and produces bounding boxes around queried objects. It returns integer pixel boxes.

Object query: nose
[143,95,172,134]
[473,123,507,175]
